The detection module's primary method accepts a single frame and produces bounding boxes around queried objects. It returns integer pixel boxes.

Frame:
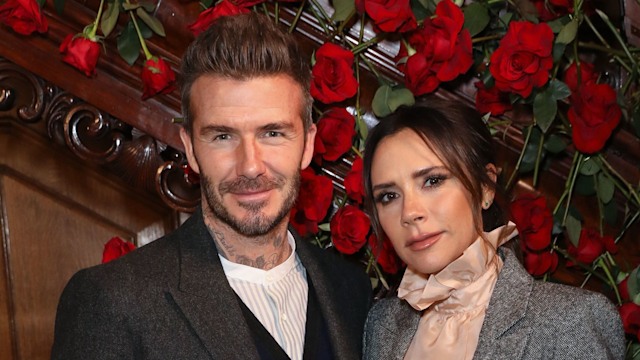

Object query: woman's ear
[482,164,497,209]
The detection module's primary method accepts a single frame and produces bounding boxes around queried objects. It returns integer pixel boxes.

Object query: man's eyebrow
[198,124,235,136]
[260,122,295,132]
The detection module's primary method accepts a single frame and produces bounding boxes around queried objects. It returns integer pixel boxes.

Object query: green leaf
[546,16,569,33]
[463,2,490,37]
[544,134,566,154]
[548,79,571,100]
[201,0,214,8]
[317,223,331,232]
[387,88,415,112]
[357,115,368,141]
[533,90,557,133]
[53,0,65,15]
[632,105,640,138]
[565,214,582,247]
[579,157,600,176]
[331,0,355,22]
[499,12,513,29]
[552,43,567,62]
[603,199,618,225]
[555,18,579,45]
[122,2,141,10]
[117,21,141,66]
[139,1,156,12]
[597,172,615,204]
[101,0,120,38]
[35,0,45,7]
[410,0,429,21]
[629,266,640,305]
[574,174,596,196]
[136,8,165,37]
[372,85,393,118]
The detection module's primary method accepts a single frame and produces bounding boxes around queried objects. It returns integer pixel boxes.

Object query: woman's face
[370,129,480,275]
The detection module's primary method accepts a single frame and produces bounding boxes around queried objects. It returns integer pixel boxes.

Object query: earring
[483,200,491,209]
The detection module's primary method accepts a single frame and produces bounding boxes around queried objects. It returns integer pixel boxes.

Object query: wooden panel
[0,120,178,359]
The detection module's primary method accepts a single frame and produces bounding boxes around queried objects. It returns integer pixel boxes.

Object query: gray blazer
[363,248,625,359]
[52,208,372,359]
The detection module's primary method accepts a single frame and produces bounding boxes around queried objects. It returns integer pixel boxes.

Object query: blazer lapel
[475,248,533,359]
[294,231,360,360]
[166,209,260,359]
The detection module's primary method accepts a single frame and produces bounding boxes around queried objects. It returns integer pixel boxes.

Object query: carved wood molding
[0,57,199,212]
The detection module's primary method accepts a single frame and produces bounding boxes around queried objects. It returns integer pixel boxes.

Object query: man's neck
[204,216,292,270]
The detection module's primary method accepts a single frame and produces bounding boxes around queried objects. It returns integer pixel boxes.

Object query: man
[51,13,372,360]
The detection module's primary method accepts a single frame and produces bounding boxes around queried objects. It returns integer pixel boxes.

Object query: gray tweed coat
[51,208,372,360]
[363,248,625,360]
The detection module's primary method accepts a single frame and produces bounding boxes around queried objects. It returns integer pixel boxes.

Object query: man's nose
[236,139,266,178]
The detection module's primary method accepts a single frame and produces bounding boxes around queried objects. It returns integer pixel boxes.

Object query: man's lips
[230,188,273,202]
[406,231,443,251]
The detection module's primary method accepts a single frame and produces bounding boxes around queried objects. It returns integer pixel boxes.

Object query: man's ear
[300,123,317,170]
[482,163,498,209]
[179,127,200,174]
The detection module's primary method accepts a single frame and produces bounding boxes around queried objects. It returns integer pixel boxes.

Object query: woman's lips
[406,231,443,251]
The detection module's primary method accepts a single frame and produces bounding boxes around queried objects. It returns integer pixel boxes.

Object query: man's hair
[179,12,313,133]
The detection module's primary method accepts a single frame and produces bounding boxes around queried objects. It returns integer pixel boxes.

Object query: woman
[361,98,625,359]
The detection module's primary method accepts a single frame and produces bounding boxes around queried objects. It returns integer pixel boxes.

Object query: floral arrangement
[3,0,640,356]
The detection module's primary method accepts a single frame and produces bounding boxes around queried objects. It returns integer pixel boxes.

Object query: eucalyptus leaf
[331,0,355,22]
[597,172,615,204]
[387,88,415,112]
[544,134,566,154]
[122,3,141,10]
[53,0,65,15]
[629,267,640,305]
[101,0,120,38]
[372,85,393,117]
[603,199,618,225]
[556,18,579,45]
[552,43,566,62]
[574,174,595,196]
[463,2,490,37]
[533,90,557,133]
[317,223,331,232]
[565,214,582,247]
[548,79,571,100]
[579,157,600,176]
[117,21,141,66]
[136,8,165,37]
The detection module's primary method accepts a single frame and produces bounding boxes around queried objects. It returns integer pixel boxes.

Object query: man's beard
[201,171,300,237]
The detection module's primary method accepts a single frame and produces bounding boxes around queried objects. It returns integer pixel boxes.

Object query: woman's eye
[424,175,446,188]
[375,192,398,205]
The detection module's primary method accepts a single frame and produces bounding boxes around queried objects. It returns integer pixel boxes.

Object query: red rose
[187,0,249,36]
[310,43,358,104]
[567,81,621,154]
[489,21,554,98]
[182,163,200,185]
[619,275,630,302]
[313,108,356,163]
[523,250,558,276]
[368,233,401,274]
[330,205,370,254]
[289,168,334,236]
[344,157,364,204]
[404,0,472,96]
[141,57,177,100]
[567,228,617,265]
[532,0,572,21]
[474,81,512,116]
[354,0,416,33]
[59,34,101,77]
[0,0,47,35]
[510,194,553,251]
[102,236,136,263]
[619,302,640,341]
[564,61,598,93]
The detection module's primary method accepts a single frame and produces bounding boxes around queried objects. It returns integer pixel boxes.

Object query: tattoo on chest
[236,253,280,270]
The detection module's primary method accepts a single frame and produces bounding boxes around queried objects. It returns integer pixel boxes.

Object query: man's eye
[265,131,283,137]
[214,134,231,141]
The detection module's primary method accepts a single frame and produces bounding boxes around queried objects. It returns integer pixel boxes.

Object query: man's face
[180,75,316,237]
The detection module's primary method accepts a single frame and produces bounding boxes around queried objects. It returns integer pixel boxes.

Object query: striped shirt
[220,232,308,360]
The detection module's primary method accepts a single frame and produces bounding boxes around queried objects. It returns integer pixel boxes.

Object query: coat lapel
[294,231,360,360]
[475,247,533,359]
[166,209,260,359]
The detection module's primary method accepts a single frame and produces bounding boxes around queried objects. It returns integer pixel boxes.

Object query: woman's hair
[363,97,508,241]
[179,12,313,134]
